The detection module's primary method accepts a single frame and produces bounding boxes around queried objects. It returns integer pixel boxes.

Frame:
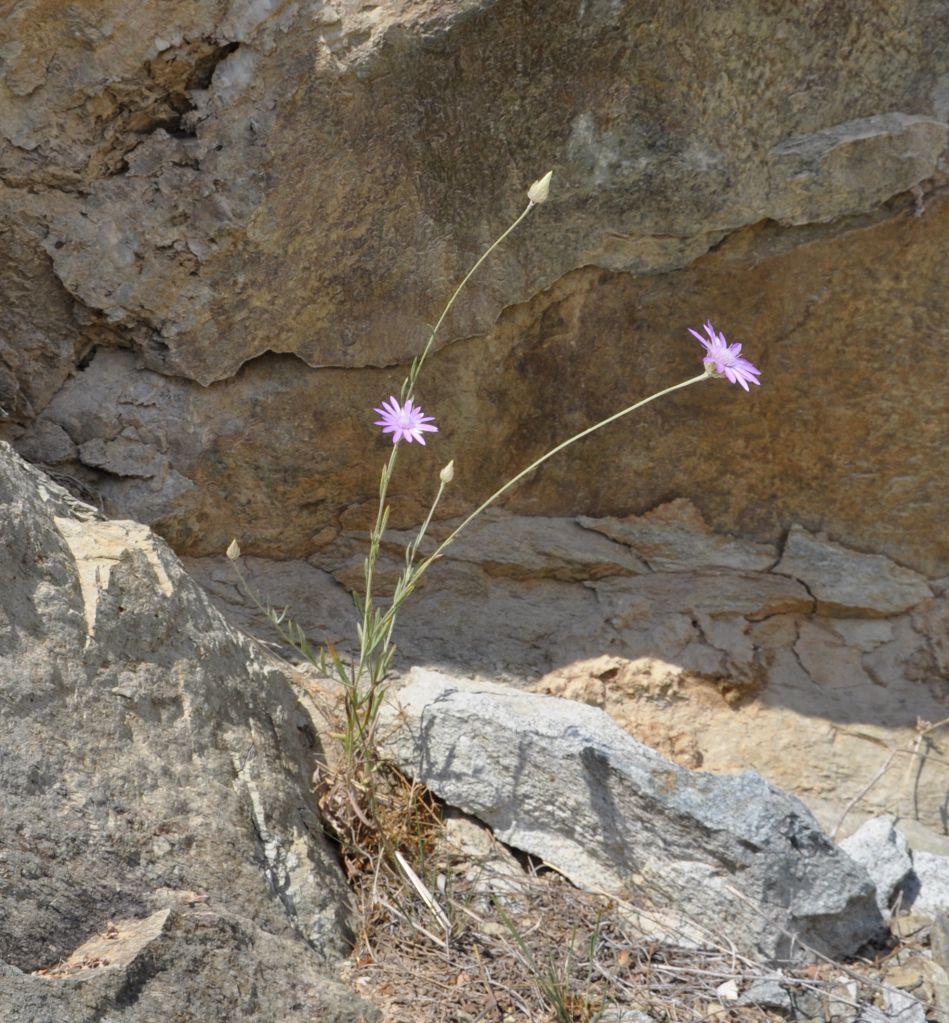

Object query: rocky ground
[339,817,949,1023]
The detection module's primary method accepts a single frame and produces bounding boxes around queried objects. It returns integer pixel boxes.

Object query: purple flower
[373,395,439,445]
[689,320,761,391]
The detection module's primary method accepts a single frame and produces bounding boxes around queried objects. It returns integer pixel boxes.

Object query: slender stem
[401,201,537,401]
[358,443,400,682]
[378,371,711,633]
[358,475,451,699]
[371,445,400,540]
[406,478,448,568]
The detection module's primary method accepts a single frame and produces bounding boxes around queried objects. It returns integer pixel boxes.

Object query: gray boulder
[381,669,886,964]
[0,444,367,1022]
[736,978,793,1013]
[840,817,914,916]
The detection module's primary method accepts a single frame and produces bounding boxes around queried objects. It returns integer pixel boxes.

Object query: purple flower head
[373,395,439,445]
[689,320,761,391]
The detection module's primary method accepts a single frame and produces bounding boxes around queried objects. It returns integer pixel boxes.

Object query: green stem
[405,477,448,569]
[358,443,400,683]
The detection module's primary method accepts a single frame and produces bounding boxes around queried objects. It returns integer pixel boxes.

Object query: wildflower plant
[228,170,761,870]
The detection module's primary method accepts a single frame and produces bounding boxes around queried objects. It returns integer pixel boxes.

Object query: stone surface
[380,669,886,964]
[317,507,649,592]
[841,817,914,916]
[861,988,928,1023]
[0,444,364,1022]
[736,978,793,1012]
[578,499,778,573]
[441,809,527,903]
[934,913,949,972]
[906,849,949,917]
[775,526,934,617]
[766,112,946,225]
[0,900,374,1023]
[0,1,946,580]
[597,1012,655,1023]
[924,955,949,1023]
[897,822,949,860]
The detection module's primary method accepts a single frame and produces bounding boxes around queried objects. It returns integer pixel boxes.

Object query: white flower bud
[527,170,553,204]
[439,460,455,484]
[226,539,241,561]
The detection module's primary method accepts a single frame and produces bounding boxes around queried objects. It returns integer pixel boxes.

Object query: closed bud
[226,539,241,561]
[527,170,553,204]
[439,460,455,483]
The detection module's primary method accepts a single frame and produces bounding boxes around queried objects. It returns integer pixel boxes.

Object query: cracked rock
[775,526,934,616]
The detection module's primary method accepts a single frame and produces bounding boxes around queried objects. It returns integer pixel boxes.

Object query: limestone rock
[381,669,886,964]
[591,569,812,623]
[0,899,374,1023]
[382,508,650,581]
[767,113,947,225]
[0,444,362,1022]
[189,499,948,836]
[775,525,933,616]
[535,608,948,839]
[309,507,648,593]
[0,2,946,582]
[860,989,928,1023]
[2,1,942,387]
[933,912,949,973]
[578,499,778,573]
[736,978,793,1013]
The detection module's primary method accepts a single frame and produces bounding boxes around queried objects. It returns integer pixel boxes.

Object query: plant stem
[358,443,400,681]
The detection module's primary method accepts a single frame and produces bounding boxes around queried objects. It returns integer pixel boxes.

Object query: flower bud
[226,539,241,561]
[439,460,455,484]
[527,170,553,204]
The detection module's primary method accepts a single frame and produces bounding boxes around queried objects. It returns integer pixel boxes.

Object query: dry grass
[335,808,938,1023]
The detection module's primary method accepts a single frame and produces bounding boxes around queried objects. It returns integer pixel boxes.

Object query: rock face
[775,526,935,617]
[0,445,366,1022]
[188,500,948,838]
[0,1,946,578]
[381,669,887,964]
[910,851,949,919]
